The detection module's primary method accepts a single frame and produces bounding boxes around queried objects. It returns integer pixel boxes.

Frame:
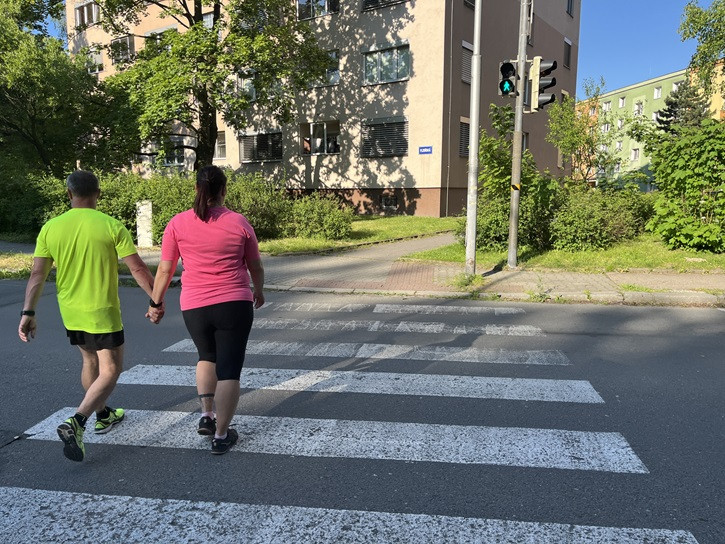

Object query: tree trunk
[193,86,218,171]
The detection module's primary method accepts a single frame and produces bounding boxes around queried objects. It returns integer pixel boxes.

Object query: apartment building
[66,0,581,217]
[581,65,723,182]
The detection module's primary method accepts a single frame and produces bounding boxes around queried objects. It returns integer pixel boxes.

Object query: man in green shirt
[18,170,157,462]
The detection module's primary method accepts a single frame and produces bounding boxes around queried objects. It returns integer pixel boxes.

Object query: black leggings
[182,300,254,381]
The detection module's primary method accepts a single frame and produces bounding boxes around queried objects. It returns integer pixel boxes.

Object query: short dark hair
[66,170,100,197]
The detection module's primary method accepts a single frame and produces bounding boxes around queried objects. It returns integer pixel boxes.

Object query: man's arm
[18,257,53,342]
[247,258,265,309]
[122,253,155,298]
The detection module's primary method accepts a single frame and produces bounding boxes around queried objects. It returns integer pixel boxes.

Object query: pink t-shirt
[161,207,261,311]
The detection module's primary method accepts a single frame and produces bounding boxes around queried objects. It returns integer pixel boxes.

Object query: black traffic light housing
[531,56,557,110]
[498,60,517,96]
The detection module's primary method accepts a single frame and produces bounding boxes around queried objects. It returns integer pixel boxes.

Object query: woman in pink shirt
[147,165,265,455]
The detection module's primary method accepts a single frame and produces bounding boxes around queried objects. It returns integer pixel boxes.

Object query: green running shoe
[57,418,85,462]
[94,407,125,434]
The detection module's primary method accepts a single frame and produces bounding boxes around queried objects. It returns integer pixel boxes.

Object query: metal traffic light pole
[464,0,483,276]
[507,0,531,269]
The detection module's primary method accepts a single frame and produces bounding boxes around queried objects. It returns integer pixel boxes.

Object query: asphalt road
[0,281,722,543]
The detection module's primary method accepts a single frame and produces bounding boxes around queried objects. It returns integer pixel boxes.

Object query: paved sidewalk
[3,235,724,307]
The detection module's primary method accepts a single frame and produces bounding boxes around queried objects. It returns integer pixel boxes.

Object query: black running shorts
[66,329,125,350]
[182,300,254,381]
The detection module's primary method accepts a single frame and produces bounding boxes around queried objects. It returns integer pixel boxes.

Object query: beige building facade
[66,0,581,217]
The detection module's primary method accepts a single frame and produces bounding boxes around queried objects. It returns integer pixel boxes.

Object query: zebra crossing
[15,301,699,543]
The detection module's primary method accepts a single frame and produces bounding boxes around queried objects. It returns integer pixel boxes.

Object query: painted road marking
[374,304,525,315]
[26,408,647,473]
[164,340,571,366]
[0,487,698,543]
[119,365,604,403]
[253,317,544,336]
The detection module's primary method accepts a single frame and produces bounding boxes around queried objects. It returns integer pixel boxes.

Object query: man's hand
[146,303,165,324]
[18,316,37,342]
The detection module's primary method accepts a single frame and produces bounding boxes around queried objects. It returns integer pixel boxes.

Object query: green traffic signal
[498,61,516,96]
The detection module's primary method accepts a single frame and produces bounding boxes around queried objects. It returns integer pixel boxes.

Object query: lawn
[407,233,725,273]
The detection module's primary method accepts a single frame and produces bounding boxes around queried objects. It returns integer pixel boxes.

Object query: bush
[551,185,651,251]
[96,172,143,236]
[137,173,195,244]
[0,172,67,234]
[224,172,292,241]
[287,193,353,240]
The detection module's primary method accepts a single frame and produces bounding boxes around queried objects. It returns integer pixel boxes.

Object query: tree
[0,1,140,176]
[546,78,624,184]
[680,0,725,95]
[91,0,331,169]
[656,77,710,132]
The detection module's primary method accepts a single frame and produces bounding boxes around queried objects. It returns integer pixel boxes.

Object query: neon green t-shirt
[34,208,137,333]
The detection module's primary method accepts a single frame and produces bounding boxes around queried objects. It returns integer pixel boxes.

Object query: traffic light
[530,56,557,111]
[498,60,516,96]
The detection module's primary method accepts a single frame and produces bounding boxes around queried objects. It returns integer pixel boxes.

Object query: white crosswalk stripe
[119,364,604,403]
[0,487,699,544]
[165,339,571,365]
[26,408,646,472]
[254,317,544,336]
[262,302,526,315]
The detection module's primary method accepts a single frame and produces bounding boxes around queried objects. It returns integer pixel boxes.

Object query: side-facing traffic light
[531,56,557,111]
[498,60,516,97]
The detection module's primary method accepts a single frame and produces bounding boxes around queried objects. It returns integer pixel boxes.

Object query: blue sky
[576,0,713,97]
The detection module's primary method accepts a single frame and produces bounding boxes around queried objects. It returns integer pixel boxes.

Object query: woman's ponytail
[193,165,227,221]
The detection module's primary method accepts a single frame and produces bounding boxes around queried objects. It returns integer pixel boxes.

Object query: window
[631,148,640,161]
[364,44,410,84]
[312,50,339,87]
[380,194,398,210]
[214,131,226,160]
[110,35,134,64]
[616,141,622,151]
[634,101,643,115]
[600,144,608,152]
[146,28,177,52]
[163,136,185,166]
[363,0,409,10]
[86,49,103,74]
[617,118,624,129]
[654,86,662,99]
[459,121,470,156]
[203,12,214,28]
[602,123,610,133]
[619,96,625,108]
[602,101,611,112]
[75,2,99,27]
[461,42,473,84]
[298,0,339,19]
[300,121,341,155]
[567,0,574,16]
[672,80,683,92]
[652,111,659,122]
[240,132,283,162]
[614,162,621,174]
[361,117,408,157]
[563,38,572,68]
[589,106,596,116]
[238,74,256,101]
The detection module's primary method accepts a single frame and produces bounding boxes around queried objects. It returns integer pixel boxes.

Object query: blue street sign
[419,146,433,155]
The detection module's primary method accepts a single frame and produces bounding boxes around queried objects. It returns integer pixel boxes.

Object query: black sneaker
[211,428,238,455]
[197,416,216,436]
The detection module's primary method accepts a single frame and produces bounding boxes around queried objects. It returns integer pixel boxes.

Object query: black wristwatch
[21,310,35,316]
[149,299,163,308]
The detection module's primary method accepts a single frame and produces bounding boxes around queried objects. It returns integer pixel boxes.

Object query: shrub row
[456,183,654,252]
[0,170,353,244]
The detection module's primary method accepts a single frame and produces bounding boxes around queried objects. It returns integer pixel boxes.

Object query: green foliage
[642,121,725,252]
[656,77,710,133]
[137,174,195,244]
[679,0,725,95]
[105,0,331,168]
[551,185,653,251]
[224,172,292,241]
[456,104,561,251]
[287,193,354,240]
[0,172,67,233]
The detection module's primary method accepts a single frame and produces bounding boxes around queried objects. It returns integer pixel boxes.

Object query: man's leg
[76,344,124,416]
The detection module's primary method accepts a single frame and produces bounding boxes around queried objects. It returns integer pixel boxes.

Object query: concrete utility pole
[464,0,483,276]
[506,0,530,269]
